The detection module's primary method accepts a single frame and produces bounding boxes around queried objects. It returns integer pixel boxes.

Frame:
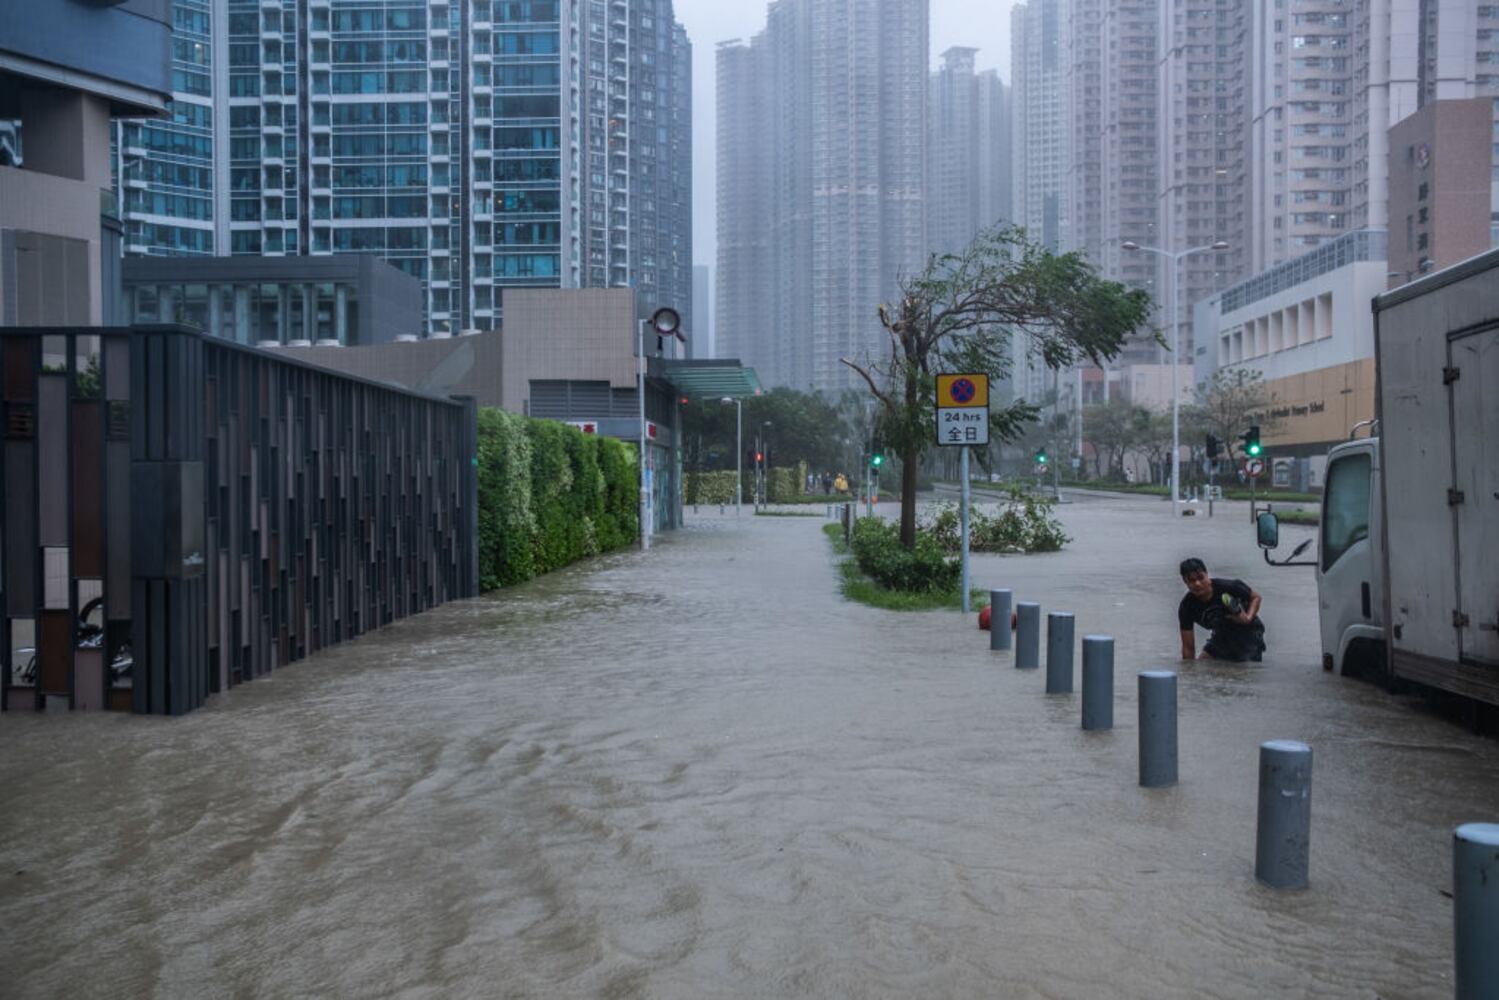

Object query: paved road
[1,494,1494,998]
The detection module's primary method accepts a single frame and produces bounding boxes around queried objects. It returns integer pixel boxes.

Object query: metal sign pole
[961,447,971,613]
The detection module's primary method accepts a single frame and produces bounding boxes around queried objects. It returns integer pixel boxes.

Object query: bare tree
[1195,368,1282,452]
[1083,399,1151,479]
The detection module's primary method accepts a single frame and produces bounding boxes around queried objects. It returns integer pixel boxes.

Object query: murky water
[2,494,1496,998]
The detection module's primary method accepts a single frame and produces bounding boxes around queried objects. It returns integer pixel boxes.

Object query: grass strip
[822,524,988,612]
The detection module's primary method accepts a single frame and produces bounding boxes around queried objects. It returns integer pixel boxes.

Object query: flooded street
[3,492,1497,998]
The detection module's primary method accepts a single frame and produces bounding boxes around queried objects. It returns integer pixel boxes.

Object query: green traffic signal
[1243,424,1262,457]
[870,453,884,468]
[1035,447,1048,465]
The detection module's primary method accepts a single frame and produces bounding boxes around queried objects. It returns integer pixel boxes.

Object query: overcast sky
[678,0,1015,286]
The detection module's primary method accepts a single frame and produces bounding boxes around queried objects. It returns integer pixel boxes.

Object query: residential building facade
[930,48,1011,256]
[113,0,693,337]
[716,0,928,394]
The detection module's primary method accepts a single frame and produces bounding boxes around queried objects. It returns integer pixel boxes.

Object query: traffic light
[1241,425,1262,457]
[754,451,764,465]
[870,451,884,469]
[1205,433,1221,460]
[1035,447,1049,465]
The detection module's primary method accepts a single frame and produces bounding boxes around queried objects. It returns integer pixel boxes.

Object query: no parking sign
[936,373,990,446]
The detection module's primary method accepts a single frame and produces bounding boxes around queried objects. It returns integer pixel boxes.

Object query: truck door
[1318,448,1376,672]
[1449,327,1499,666]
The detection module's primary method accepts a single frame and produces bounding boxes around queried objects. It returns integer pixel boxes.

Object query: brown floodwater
[2,493,1496,998]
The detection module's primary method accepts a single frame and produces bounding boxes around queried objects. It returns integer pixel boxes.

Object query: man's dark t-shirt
[1179,577,1266,661]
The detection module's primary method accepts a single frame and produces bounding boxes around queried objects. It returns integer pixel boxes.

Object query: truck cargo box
[1372,247,1499,703]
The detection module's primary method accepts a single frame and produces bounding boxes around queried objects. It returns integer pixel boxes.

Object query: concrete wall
[499,288,638,414]
[0,0,171,114]
[275,287,640,415]
[277,333,505,407]
[0,91,115,326]
[1387,98,1494,287]
[1193,257,1387,452]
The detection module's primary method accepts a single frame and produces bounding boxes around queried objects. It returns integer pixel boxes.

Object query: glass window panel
[41,335,67,374]
[75,335,101,399]
[1321,453,1370,571]
[9,618,36,687]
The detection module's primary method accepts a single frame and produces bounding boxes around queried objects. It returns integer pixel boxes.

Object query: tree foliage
[843,224,1152,547]
[680,386,851,476]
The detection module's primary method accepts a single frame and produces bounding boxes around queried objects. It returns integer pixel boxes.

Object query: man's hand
[1232,611,1254,625]
[1180,629,1196,661]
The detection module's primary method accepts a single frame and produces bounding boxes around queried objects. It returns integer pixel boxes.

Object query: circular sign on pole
[1244,457,1265,478]
[948,377,977,404]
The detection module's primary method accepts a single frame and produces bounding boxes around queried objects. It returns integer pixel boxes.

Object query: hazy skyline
[677,0,1016,288]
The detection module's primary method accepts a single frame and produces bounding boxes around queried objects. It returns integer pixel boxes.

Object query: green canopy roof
[655,358,762,400]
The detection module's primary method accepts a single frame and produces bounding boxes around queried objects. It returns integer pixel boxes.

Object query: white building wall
[1192,256,1387,389]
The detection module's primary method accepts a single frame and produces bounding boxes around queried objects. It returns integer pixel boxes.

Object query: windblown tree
[842,225,1152,548]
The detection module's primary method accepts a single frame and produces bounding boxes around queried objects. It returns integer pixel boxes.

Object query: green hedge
[849,517,960,594]
[476,408,638,591]
[686,463,807,504]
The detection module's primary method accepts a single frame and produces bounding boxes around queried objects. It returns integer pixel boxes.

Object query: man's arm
[1180,629,1196,660]
[1235,586,1262,624]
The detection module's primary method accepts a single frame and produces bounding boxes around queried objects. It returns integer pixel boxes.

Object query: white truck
[1257,246,1499,708]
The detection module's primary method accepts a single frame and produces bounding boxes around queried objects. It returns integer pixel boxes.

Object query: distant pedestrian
[821,471,833,495]
[1177,557,1266,662]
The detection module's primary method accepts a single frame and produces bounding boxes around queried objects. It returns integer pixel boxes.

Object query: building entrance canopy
[655,359,762,400]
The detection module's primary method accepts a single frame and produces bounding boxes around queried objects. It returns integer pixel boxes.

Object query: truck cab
[1316,437,1384,677]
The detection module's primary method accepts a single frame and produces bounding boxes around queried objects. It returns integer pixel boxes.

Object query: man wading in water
[1178,557,1267,662]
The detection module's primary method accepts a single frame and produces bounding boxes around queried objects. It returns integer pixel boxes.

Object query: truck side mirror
[1256,511,1280,549]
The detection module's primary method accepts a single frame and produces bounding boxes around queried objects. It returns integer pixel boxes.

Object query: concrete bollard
[989,590,1013,651]
[1454,822,1499,999]
[1081,636,1114,730]
[1137,671,1178,787]
[1015,602,1041,669]
[1255,740,1312,889]
[1045,612,1075,693]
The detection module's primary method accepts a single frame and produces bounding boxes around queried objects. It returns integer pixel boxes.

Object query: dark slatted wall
[1,325,477,716]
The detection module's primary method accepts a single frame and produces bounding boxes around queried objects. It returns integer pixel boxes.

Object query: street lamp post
[1121,239,1230,516]
[638,307,682,550]
[720,396,741,516]
[759,421,772,509]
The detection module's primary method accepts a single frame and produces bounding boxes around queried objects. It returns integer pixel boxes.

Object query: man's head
[1180,557,1213,600]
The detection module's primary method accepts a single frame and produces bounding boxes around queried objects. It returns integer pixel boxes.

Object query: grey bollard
[1454,823,1499,999]
[1255,740,1312,889]
[1045,612,1075,693]
[1015,602,1041,669]
[1081,635,1114,730]
[1137,671,1178,787]
[989,590,1013,651]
